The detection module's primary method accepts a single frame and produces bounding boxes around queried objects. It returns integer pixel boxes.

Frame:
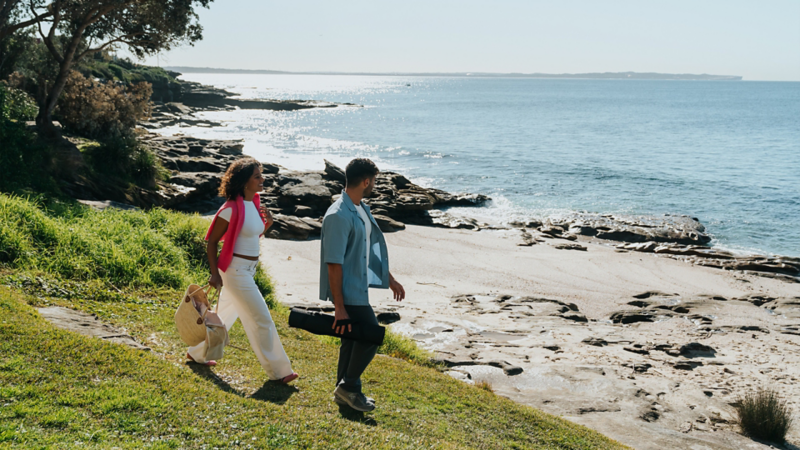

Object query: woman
[186,157,299,384]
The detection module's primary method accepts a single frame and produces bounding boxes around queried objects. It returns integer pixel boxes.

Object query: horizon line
[160,66,744,81]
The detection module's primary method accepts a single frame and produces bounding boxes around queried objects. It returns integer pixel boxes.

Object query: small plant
[475,379,493,392]
[735,387,794,444]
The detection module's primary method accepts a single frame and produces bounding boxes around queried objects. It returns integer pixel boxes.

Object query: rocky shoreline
[143,78,361,129]
[513,213,800,284]
[69,75,800,283]
[141,125,800,286]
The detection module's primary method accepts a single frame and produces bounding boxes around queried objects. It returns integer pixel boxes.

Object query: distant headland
[164,67,743,81]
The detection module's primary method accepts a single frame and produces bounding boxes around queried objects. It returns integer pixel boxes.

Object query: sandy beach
[262,225,800,450]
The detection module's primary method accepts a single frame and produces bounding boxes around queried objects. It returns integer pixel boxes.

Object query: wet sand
[261,225,800,449]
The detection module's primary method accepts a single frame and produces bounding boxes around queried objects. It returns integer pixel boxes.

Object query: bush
[56,70,152,139]
[0,85,56,194]
[254,264,279,309]
[735,387,794,443]
[0,82,37,122]
[81,134,168,189]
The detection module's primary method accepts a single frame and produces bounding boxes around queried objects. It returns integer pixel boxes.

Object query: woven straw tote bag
[175,284,218,346]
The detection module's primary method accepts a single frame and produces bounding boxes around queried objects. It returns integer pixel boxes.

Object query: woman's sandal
[186,352,217,366]
[280,372,299,384]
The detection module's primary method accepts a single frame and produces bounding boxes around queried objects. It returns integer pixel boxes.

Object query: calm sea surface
[163,74,800,257]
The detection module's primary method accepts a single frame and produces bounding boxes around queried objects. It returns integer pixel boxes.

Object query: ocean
[159,74,800,257]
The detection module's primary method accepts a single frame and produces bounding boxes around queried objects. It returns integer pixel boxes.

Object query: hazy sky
[132,0,800,81]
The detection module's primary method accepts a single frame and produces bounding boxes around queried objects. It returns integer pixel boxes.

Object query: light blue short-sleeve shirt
[319,191,390,305]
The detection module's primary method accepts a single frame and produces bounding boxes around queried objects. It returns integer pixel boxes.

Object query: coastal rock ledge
[88,133,490,239]
[512,213,800,282]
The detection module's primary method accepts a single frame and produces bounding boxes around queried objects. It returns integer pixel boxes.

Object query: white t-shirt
[354,204,371,264]
[218,201,263,257]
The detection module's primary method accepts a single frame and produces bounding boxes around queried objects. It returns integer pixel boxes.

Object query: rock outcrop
[87,132,491,238]
[258,161,489,239]
[542,213,712,246]
[512,213,798,281]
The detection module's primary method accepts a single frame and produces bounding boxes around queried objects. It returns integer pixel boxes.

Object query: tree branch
[77,31,146,59]
[30,1,62,63]
[0,0,52,41]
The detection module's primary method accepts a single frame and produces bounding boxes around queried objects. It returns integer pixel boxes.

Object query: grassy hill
[0,194,625,449]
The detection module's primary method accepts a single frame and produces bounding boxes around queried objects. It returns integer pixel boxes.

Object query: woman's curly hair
[218,157,262,200]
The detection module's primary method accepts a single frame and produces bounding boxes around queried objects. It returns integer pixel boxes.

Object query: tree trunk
[36,34,82,137]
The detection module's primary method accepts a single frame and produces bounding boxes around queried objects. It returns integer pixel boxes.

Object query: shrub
[0,82,37,122]
[735,387,794,443]
[81,134,168,189]
[0,86,56,194]
[56,70,152,139]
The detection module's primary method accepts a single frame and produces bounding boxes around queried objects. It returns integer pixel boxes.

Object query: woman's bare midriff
[233,253,259,261]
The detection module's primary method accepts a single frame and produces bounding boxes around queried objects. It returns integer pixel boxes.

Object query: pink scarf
[205,193,264,272]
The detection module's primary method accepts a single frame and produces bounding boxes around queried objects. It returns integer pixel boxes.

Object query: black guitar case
[288,308,385,346]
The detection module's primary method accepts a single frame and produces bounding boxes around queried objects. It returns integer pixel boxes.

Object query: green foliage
[0,194,208,289]
[0,87,57,194]
[378,329,436,366]
[80,56,177,85]
[81,134,169,189]
[254,264,281,310]
[77,56,183,102]
[736,387,794,443]
[0,83,37,121]
[57,70,152,139]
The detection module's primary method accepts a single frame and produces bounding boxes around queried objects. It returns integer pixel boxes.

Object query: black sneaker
[334,394,374,407]
[334,386,375,412]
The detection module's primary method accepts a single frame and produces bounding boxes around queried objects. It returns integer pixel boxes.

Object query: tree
[0,0,50,41]
[27,0,210,135]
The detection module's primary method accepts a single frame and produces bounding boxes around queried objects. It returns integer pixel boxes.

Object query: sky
[130,0,800,81]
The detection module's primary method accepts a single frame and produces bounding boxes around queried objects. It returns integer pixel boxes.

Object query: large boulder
[323,159,346,183]
[268,214,317,240]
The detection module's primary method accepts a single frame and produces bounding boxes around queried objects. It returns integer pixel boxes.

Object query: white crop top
[218,201,263,257]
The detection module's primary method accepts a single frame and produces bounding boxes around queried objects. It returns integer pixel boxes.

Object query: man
[319,158,405,412]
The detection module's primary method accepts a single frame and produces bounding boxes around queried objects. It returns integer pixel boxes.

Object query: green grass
[0,194,209,290]
[0,194,626,449]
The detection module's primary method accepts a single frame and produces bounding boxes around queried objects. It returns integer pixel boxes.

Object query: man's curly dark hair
[218,157,262,200]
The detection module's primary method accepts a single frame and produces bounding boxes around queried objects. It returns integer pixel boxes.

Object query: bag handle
[210,286,222,313]
[187,284,222,323]
[188,284,209,298]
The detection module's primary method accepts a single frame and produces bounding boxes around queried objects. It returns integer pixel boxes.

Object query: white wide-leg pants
[188,257,293,380]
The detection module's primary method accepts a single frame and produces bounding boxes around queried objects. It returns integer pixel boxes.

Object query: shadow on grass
[187,362,242,396]
[249,381,298,405]
[187,362,298,405]
[337,404,377,426]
